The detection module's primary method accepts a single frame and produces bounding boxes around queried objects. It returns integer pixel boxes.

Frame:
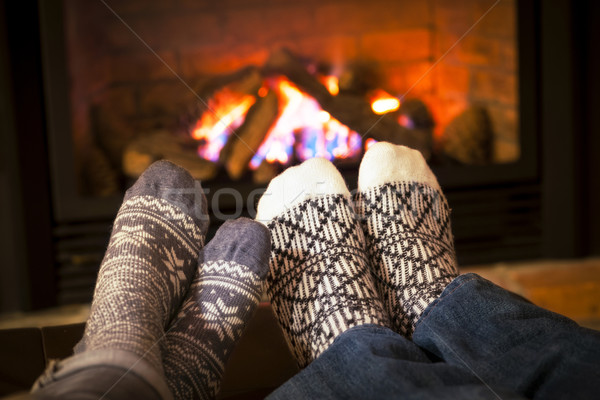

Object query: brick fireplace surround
[0,0,599,312]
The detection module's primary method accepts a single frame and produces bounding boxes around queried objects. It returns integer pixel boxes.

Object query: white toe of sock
[256,158,349,223]
[358,142,440,192]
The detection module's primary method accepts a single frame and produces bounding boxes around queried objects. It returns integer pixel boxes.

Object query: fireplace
[47,0,523,202]
[42,0,533,305]
[3,0,598,310]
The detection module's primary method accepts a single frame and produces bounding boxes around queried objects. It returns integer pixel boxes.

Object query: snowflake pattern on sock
[356,182,459,337]
[77,195,205,372]
[162,260,265,400]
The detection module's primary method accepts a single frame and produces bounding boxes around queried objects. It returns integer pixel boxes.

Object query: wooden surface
[462,257,600,330]
[1,257,599,330]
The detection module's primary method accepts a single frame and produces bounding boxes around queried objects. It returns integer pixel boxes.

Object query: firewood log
[225,90,279,180]
[123,130,218,180]
[262,48,432,158]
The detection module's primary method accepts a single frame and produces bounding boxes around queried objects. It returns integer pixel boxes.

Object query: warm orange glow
[255,79,302,166]
[365,138,378,150]
[191,75,362,168]
[398,114,414,129]
[250,77,361,168]
[192,88,256,161]
[320,75,339,96]
[258,86,268,97]
[369,89,400,115]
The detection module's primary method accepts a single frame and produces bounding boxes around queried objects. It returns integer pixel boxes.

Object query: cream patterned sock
[75,160,209,373]
[355,142,459,337]
[257,158,389,367]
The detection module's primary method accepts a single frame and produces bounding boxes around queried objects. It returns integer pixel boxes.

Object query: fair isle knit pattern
[76,195,205,372]
[356,182,459,337]
[267,194,389,368]
[162,260,265,400]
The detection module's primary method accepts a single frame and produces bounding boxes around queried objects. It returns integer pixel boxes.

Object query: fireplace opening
[57,0,520,199]
[37,0,542,305]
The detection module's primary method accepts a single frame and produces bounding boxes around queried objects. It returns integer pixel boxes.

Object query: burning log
[123,131,218,180]
[225,90,279,180]
[177,67,263,139]
[262,48,331,105]
[262,48,432,158]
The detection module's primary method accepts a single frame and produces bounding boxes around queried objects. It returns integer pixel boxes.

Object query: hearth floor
[1,257,599,331]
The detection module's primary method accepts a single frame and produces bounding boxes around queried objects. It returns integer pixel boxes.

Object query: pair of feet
[74,142,458,399]
[74,161,271,399]
[258,142,458,367]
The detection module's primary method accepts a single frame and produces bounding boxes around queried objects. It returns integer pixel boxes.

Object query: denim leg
[413,273,600,399]
[30,349,172,400]
[268,324,522,400]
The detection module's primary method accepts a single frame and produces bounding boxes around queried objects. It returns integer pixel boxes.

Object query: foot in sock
[257,158,390,367]
[161,218,271,400]
[355,142,459,337]
[75,160,209,373]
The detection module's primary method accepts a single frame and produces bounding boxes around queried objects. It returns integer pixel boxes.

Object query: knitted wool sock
[256,158,389,368]
[161,218,270,400]
[75,160,209,373]
[355,142,459,337]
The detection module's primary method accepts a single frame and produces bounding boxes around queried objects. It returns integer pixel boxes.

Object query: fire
[192,76,362,171]
[192,88,256,161]
[250,78,361,169]
[320,75,339,96]
[250,79,301,168]
[364,138,378,150]
[369,89,400,115]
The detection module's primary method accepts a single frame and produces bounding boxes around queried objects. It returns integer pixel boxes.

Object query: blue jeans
[268,273,600,399]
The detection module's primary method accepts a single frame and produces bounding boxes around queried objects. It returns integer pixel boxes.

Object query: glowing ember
[365,138,378,150]
[192,88,256,161]
[398,114,415,129]
[320,75,339,96]
[250,78,362,169]
[369,89,400,115]
[258,85,268,97]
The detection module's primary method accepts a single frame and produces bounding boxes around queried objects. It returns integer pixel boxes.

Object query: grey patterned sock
[356,143,459,337]
[161,218,271,400]
[256,158,390,368]
[75,160,209,374]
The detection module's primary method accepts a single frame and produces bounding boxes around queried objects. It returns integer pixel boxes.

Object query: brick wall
[64,0,518,192]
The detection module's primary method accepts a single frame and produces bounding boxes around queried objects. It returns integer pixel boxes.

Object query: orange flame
[192,88,256,161]
[250,77,361,169]
[369,89,400,115]
[192,76,363,169]
[320,75,339,96]
[365,138,378,150]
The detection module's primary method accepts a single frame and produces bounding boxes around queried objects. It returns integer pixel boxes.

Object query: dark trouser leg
[268,324,523,400]
[413,273,600,399]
